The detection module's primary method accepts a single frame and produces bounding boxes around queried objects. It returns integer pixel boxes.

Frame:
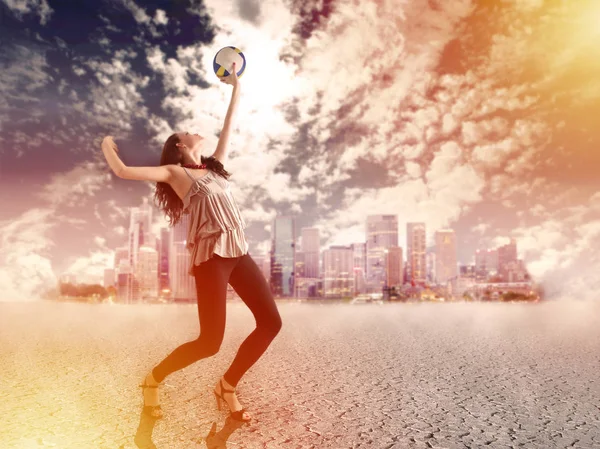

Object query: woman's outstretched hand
[101,136,119,153]
[219,62,239,87]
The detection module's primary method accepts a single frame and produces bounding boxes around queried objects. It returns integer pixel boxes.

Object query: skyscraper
[301,227,320,279]
[497,238,518,281]
[435,230,457,284]
[116,263,133,303]
[159,227,171,296]
[426,251,436,284]
[294,251,306,278]
[170,214,195,301]
[407,222,426,285]
[114,247,129,269]
[261,256,270,282]
[475,248,498,280]
[137,246,158,300]
[323,245,354,298]
[366,215,398,293]
[128,198,153,269]
[352,242,367,294]
[271,216,296,297]
[386,246,403,287]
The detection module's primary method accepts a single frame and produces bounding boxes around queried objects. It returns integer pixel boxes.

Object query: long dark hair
[154,133,231,227]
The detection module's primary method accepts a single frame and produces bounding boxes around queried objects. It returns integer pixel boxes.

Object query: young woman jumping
[101,63,282,423]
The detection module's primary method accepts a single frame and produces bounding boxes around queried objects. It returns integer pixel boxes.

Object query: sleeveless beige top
[182,167,249,276]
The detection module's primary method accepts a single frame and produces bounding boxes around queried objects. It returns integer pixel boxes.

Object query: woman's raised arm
[210,62,241,165]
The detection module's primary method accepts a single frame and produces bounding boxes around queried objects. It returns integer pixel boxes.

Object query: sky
[0,0,599,301]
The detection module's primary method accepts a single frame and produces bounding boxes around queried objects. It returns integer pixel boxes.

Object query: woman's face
[178,132,204,151]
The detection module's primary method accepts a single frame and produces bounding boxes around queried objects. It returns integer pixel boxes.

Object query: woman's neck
[181,154,200,165]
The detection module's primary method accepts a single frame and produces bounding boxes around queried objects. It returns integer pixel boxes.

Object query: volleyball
[213,46,246,79]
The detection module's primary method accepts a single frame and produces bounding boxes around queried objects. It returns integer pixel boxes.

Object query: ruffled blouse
[182,167,248,276]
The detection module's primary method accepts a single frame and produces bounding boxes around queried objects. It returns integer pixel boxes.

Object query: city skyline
[86,200,529,302]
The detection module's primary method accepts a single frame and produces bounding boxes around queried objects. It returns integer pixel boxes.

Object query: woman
[101,63,282,423]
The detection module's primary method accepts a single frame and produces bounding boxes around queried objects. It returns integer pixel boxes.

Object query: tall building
[137,246,159,300]
[158,227,171,296]
[116,263,133,303]
[294,251,306,278]
[170,214,195,301]
[271,216,296,297]
[352,242,367,294]
[497,238,518,281]
[406,222,426,285]
[475,248,498,280]
[301,227,320,279]
[323,245,354,298]
[261,256,270,281]
[366,215,398,293]
[386,246,403,287]
[114,247,129,269]
[128,198,153,269]
[426,251,436,284]
[435,230,457,284]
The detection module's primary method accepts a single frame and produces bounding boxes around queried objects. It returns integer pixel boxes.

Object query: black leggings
[151,253,282,387]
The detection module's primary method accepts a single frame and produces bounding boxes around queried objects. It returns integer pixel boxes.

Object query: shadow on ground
[133,410,247,448]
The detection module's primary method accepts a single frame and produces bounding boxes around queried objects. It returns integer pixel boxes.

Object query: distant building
[386,246,403,287]
[406,222,426,285]
[137,246,158,300]
[158,227,171,296]
[505,259,529,283]
[323,245,354,298]
[366,215,398,293]
[459,264,477,279]
[435,230,457,285]
[426,251,436,284]
[294,251,306,278]
[261,256,270,281]
[170,214,195,301]
[497,238,518,281]
[128,198,153,270]
[301,227,320,279]
[450,276,476,299]
[475,248,498,280]
[352,242,367,294]
[116,262,133,303]
[271,216,296,297]
[114,247,129,270]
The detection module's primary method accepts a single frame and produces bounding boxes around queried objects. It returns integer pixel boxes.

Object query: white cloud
[0,208,57,301]
[94,236,106,247]
[37,162,111,208]
[65,250,114,285]
[121,0,151,24]
[1,0,53,24]
[153,8,168,25]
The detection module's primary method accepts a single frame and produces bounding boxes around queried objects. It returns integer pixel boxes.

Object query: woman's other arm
[101,136,173,183]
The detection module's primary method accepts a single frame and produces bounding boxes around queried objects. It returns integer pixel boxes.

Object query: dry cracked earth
[1,299,599,449]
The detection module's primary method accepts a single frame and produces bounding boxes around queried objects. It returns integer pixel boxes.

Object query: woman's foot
[213,376,251,422]
[140,371,163,419]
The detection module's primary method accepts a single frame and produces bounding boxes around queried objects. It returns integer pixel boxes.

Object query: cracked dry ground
[2,300,599,449]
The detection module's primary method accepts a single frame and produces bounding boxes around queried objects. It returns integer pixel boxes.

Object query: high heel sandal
[213,378,251,422]
[139,381,164,419]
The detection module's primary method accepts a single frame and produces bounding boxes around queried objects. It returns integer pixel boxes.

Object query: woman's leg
[151,255,238,383]
[221,253,283,388]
